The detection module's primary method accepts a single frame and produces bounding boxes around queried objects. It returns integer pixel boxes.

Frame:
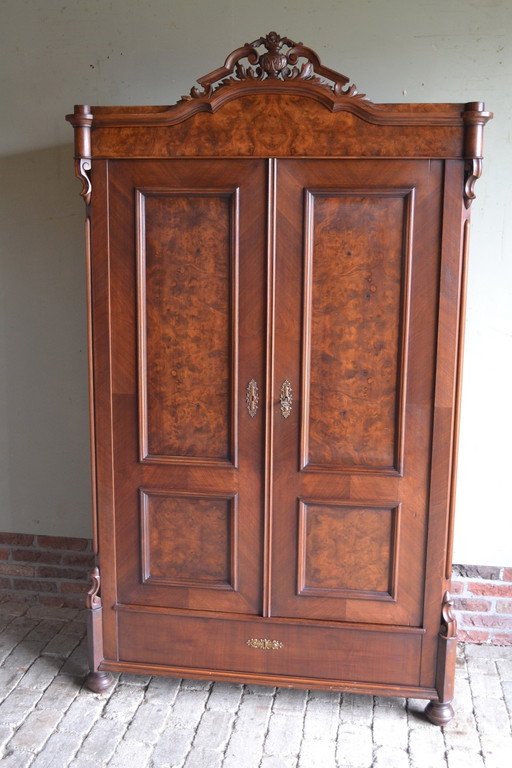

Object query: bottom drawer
[116,608,423,688]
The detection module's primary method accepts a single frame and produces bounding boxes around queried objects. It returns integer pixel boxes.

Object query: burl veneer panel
[298,501,399,600]
[91,95,464,159]
[140,490,237,590]
[139,190,235,462]
[304,191,409,471]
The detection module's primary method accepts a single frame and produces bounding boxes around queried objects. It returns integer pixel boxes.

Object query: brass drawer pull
[246,379,259,417]
[246,638,283,650]
[280,380,293,418]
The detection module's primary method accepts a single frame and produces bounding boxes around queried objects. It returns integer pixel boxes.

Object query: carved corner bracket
[181,31,365,102]
[464,158,485,208]
[86,566,102,610]
[464,158,482,208]
[440,591,457,640]
[75,158,92,206]
[463,102,492,208]
[66,105,93,205]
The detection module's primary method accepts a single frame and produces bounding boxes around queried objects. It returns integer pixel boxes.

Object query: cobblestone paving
[0,601,510,767]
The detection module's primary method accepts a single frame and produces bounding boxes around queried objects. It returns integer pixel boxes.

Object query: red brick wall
[0,533,510,645]
[452,564,512,646]
[0,532,94,609]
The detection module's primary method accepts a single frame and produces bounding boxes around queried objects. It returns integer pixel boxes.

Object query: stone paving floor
[0,601,511,768]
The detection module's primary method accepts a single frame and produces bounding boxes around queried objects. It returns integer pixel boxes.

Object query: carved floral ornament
[181,31,366,102]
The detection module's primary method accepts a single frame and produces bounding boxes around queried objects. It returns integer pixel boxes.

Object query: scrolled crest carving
[182,31,365,102]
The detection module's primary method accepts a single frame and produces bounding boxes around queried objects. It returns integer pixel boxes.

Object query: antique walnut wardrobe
[67,33,491,724]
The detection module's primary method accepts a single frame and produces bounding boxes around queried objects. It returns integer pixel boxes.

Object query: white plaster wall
[0,0,510,565]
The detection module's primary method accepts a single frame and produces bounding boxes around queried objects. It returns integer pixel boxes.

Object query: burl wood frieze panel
[137,189,238,464]
[90,95,465,160]
[302,190,412,473]
[140,489,238,590]
[297,500,400,601]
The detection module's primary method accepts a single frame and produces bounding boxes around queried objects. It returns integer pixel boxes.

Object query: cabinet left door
[92,159,267,631]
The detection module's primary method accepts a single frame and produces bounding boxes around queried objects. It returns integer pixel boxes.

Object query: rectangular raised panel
[302,189,413,473]
[297,500,400,601]
[140,489,238,591]
[137,188,239,465]
[117,609,422,687]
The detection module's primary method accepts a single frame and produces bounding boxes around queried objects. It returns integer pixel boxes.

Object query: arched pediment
[67,30,491,198]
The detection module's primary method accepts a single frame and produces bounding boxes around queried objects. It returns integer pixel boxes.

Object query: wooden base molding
[97,656,439,699]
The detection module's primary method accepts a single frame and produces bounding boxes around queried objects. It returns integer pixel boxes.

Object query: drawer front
[117,609,423,687]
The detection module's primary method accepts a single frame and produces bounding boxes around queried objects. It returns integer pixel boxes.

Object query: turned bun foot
[424,699,454,726]
[84,670,114,693]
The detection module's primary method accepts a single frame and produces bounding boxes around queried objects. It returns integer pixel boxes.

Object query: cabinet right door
[271,159,444,627]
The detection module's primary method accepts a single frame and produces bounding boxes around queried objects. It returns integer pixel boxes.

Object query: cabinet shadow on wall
[0,144,92,537]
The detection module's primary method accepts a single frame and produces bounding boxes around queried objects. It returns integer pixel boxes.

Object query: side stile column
[70,105,114,693]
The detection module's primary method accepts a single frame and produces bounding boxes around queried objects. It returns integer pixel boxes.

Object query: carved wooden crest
[181,31,365,102]
[66,32,492,207]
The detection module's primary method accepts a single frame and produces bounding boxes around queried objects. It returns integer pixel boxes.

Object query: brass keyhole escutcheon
[280,380,293,418]
[246,638,283,650]
[246,379,259,418]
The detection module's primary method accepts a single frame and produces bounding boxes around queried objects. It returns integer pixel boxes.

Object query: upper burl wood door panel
[140,189,236,464]
[270,158,443,626]
[106,158,267,614]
